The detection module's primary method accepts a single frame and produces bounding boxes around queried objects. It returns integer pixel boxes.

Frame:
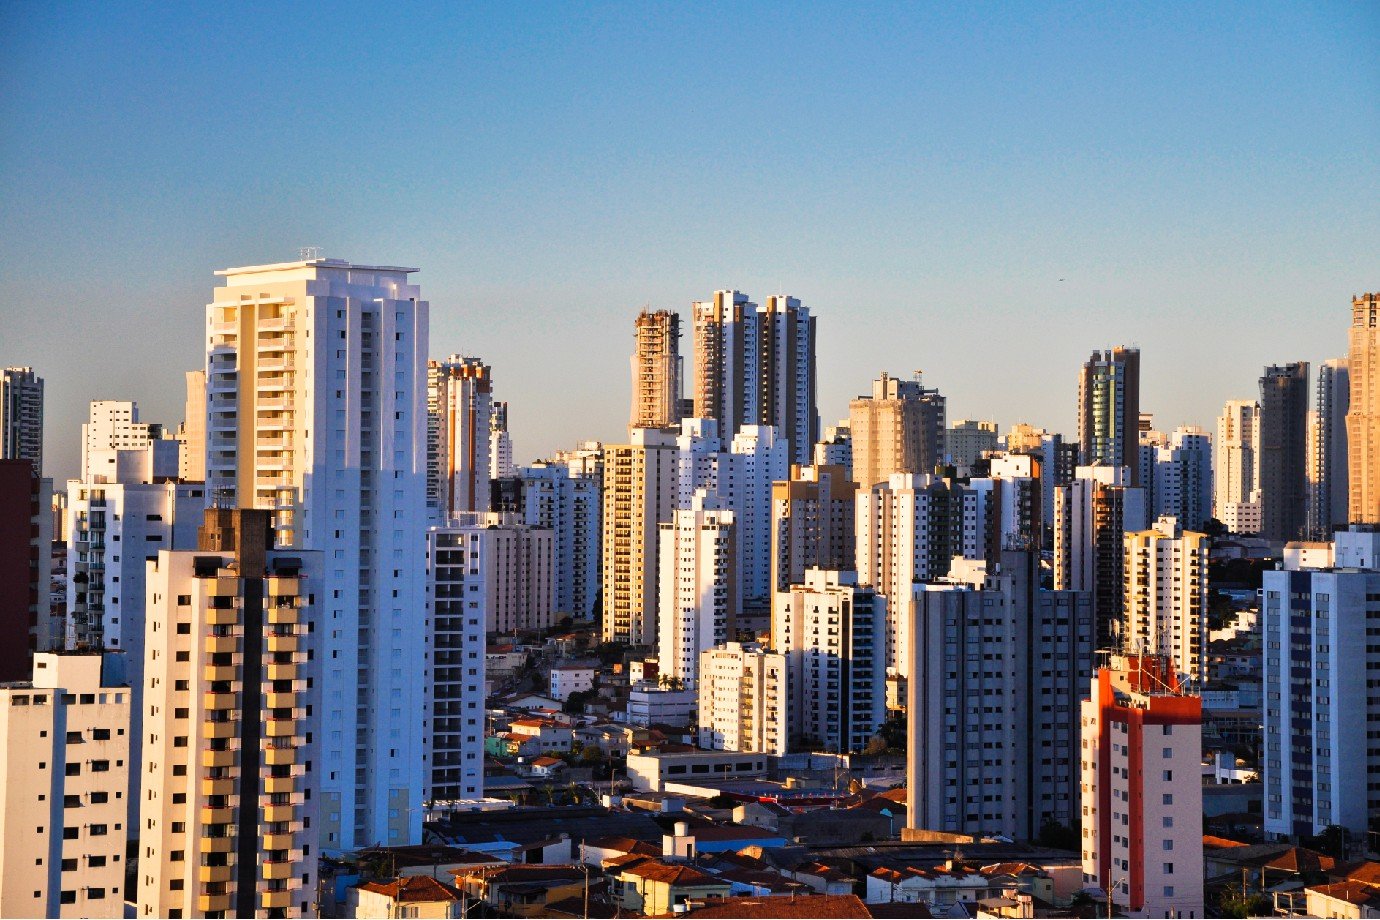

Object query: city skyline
[3,3,1378,479]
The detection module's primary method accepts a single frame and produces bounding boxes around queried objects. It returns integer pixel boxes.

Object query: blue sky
[2,2,1377,480]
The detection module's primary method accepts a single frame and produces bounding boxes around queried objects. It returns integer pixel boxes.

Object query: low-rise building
[549,665,595,702]
[0,652,130,920]
[612,859,733,915]
[348,876,465,919]
[625,750,769,793]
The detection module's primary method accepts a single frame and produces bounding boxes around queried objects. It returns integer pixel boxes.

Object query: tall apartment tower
[907,553,1094,839]
[519,458,602,619]
[1308,359,1350,538]
[696,642,787,756]
[428,355,493,520]
[774,569,886,754]
[602,428,678,645]
[1054,466,1146,651]
[1148,426,1212,532]
[0,366,44,474]
[1262,527,1380,838]
[657,492,738,688]
[1215,399,1260,533]
[424,529,488,809]
[138,508,322,919]
[0,459,53,681]
[947,418,999,469]
[1080,654,1204,919]
[630,309,683,430]
[1258,362,1310,542]
[179,371,208,482]
[692,290,818,466]
[435,512,554,633]
[489,400,514,480]
[0,652,129,920]
[1347,293,1380,524]
[725,425,790,611]
[770,464,857,594]
[81,400,164,479]
[1123,517,1208,683]
[204,257,428,852]
[849,371,946,489]
[1078,347,1140,485]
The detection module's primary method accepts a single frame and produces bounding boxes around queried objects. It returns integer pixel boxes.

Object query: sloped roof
[664,894,874,918]
[1309,881,1380,907]
[1267,847,1336,875]
[356,875,461,903]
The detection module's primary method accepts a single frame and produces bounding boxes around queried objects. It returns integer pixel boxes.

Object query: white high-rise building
[489,400,514,480]
[427,355,493,520]
[80,400,165,481]
[64,459,205,826]
[1080,654,1204,919]
[674,418,723,507]
[0,365,44,473]
[774,569,886,753]
[723,425,789,610]
[602,428,678,645]
[139,508,321,918]
[813,421,852,477]
[696,642,787,755]
[425,528,488,808]
[1123,517,1208,683]
[1150,426,1212,532]
[1054,465,1147,651]
[1262,527,1380,838]
[0,652,129,920]
[657,491,737,688]
[1215,399,1260,531]
[435,512,553,634]
[519,458,601,619]
[204,256,429,851]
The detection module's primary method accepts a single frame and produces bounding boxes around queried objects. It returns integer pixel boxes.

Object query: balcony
[204,665,238,683]
[202,749,235,768]
[266,663,297,682]
[264,747,296,767]
[200,805,235,826]
[263,775,296,795]
[263,692,298,710]
[202,777,235,797]
[263,860,295,880]
[262,832,295,851]
[265,719,298,738]
[204,692,238,711]
[206,635,240,655]
[204,720,237,740]
[262,804,295,823]
[201,836,234,853]
[206,608,239,626]
[261,890,293,910]
[267,576,300,595]
[199,865,233,884]
[267,607,299,625]
[266,635,299,654]
[198,894,232,913]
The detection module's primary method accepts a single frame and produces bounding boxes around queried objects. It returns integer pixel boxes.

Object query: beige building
[1347,292,1380,524]
[850,372,945,490]
[602,428,678,645]
[630,309,683,430]
[770,464,856,595]
[0,652,129,919]
[179,370,207,482]
[441,513,554,634]
[1215,399,1260,530]
[428,355,493,520]
[696,642,787,755]
[1123,516,1208,683]
[348,876,465,918]
[137,508,321,919]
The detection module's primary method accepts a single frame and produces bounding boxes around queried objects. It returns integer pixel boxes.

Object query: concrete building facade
[657,492,738,689]
[425,528,487,808]
[849,372,945,490]
[1347,293,1380,525]
[1259,361,1311,543]
[1078,348,1140,486]
[0,366,44,474]
[602,428,678,646]
[203,257,429,851]
[1123,517,1208,683]
[696,642,787,756]
[630,309,683,430]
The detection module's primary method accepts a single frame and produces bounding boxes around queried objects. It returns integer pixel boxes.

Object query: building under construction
[630,309,683,430]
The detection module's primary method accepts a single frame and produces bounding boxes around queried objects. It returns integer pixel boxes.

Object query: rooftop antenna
[299,246,323,261]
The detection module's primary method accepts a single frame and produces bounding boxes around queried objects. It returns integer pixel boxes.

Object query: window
[65,763,80,776]
[88,856,106,868]
[91,760,110,772]
[1164,862,1174,874]
[89,888,105,899]
[61,858,77,871]
[1162,816,1174,828]
[62,828,78,839]
[90,824,108,836]
[59,891,76,905]
[92,728,110,741]
[1164,886,1175,897]
[1162,793,1173,805]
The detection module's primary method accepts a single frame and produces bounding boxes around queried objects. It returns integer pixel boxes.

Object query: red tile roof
[661,894,873,918]
[1267,847,1337,874]
[1309,881,1380,907]
[356,875,461,903]
[619,861,726,888]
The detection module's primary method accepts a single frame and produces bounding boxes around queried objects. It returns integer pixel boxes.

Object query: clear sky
[2,2,1377,481]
